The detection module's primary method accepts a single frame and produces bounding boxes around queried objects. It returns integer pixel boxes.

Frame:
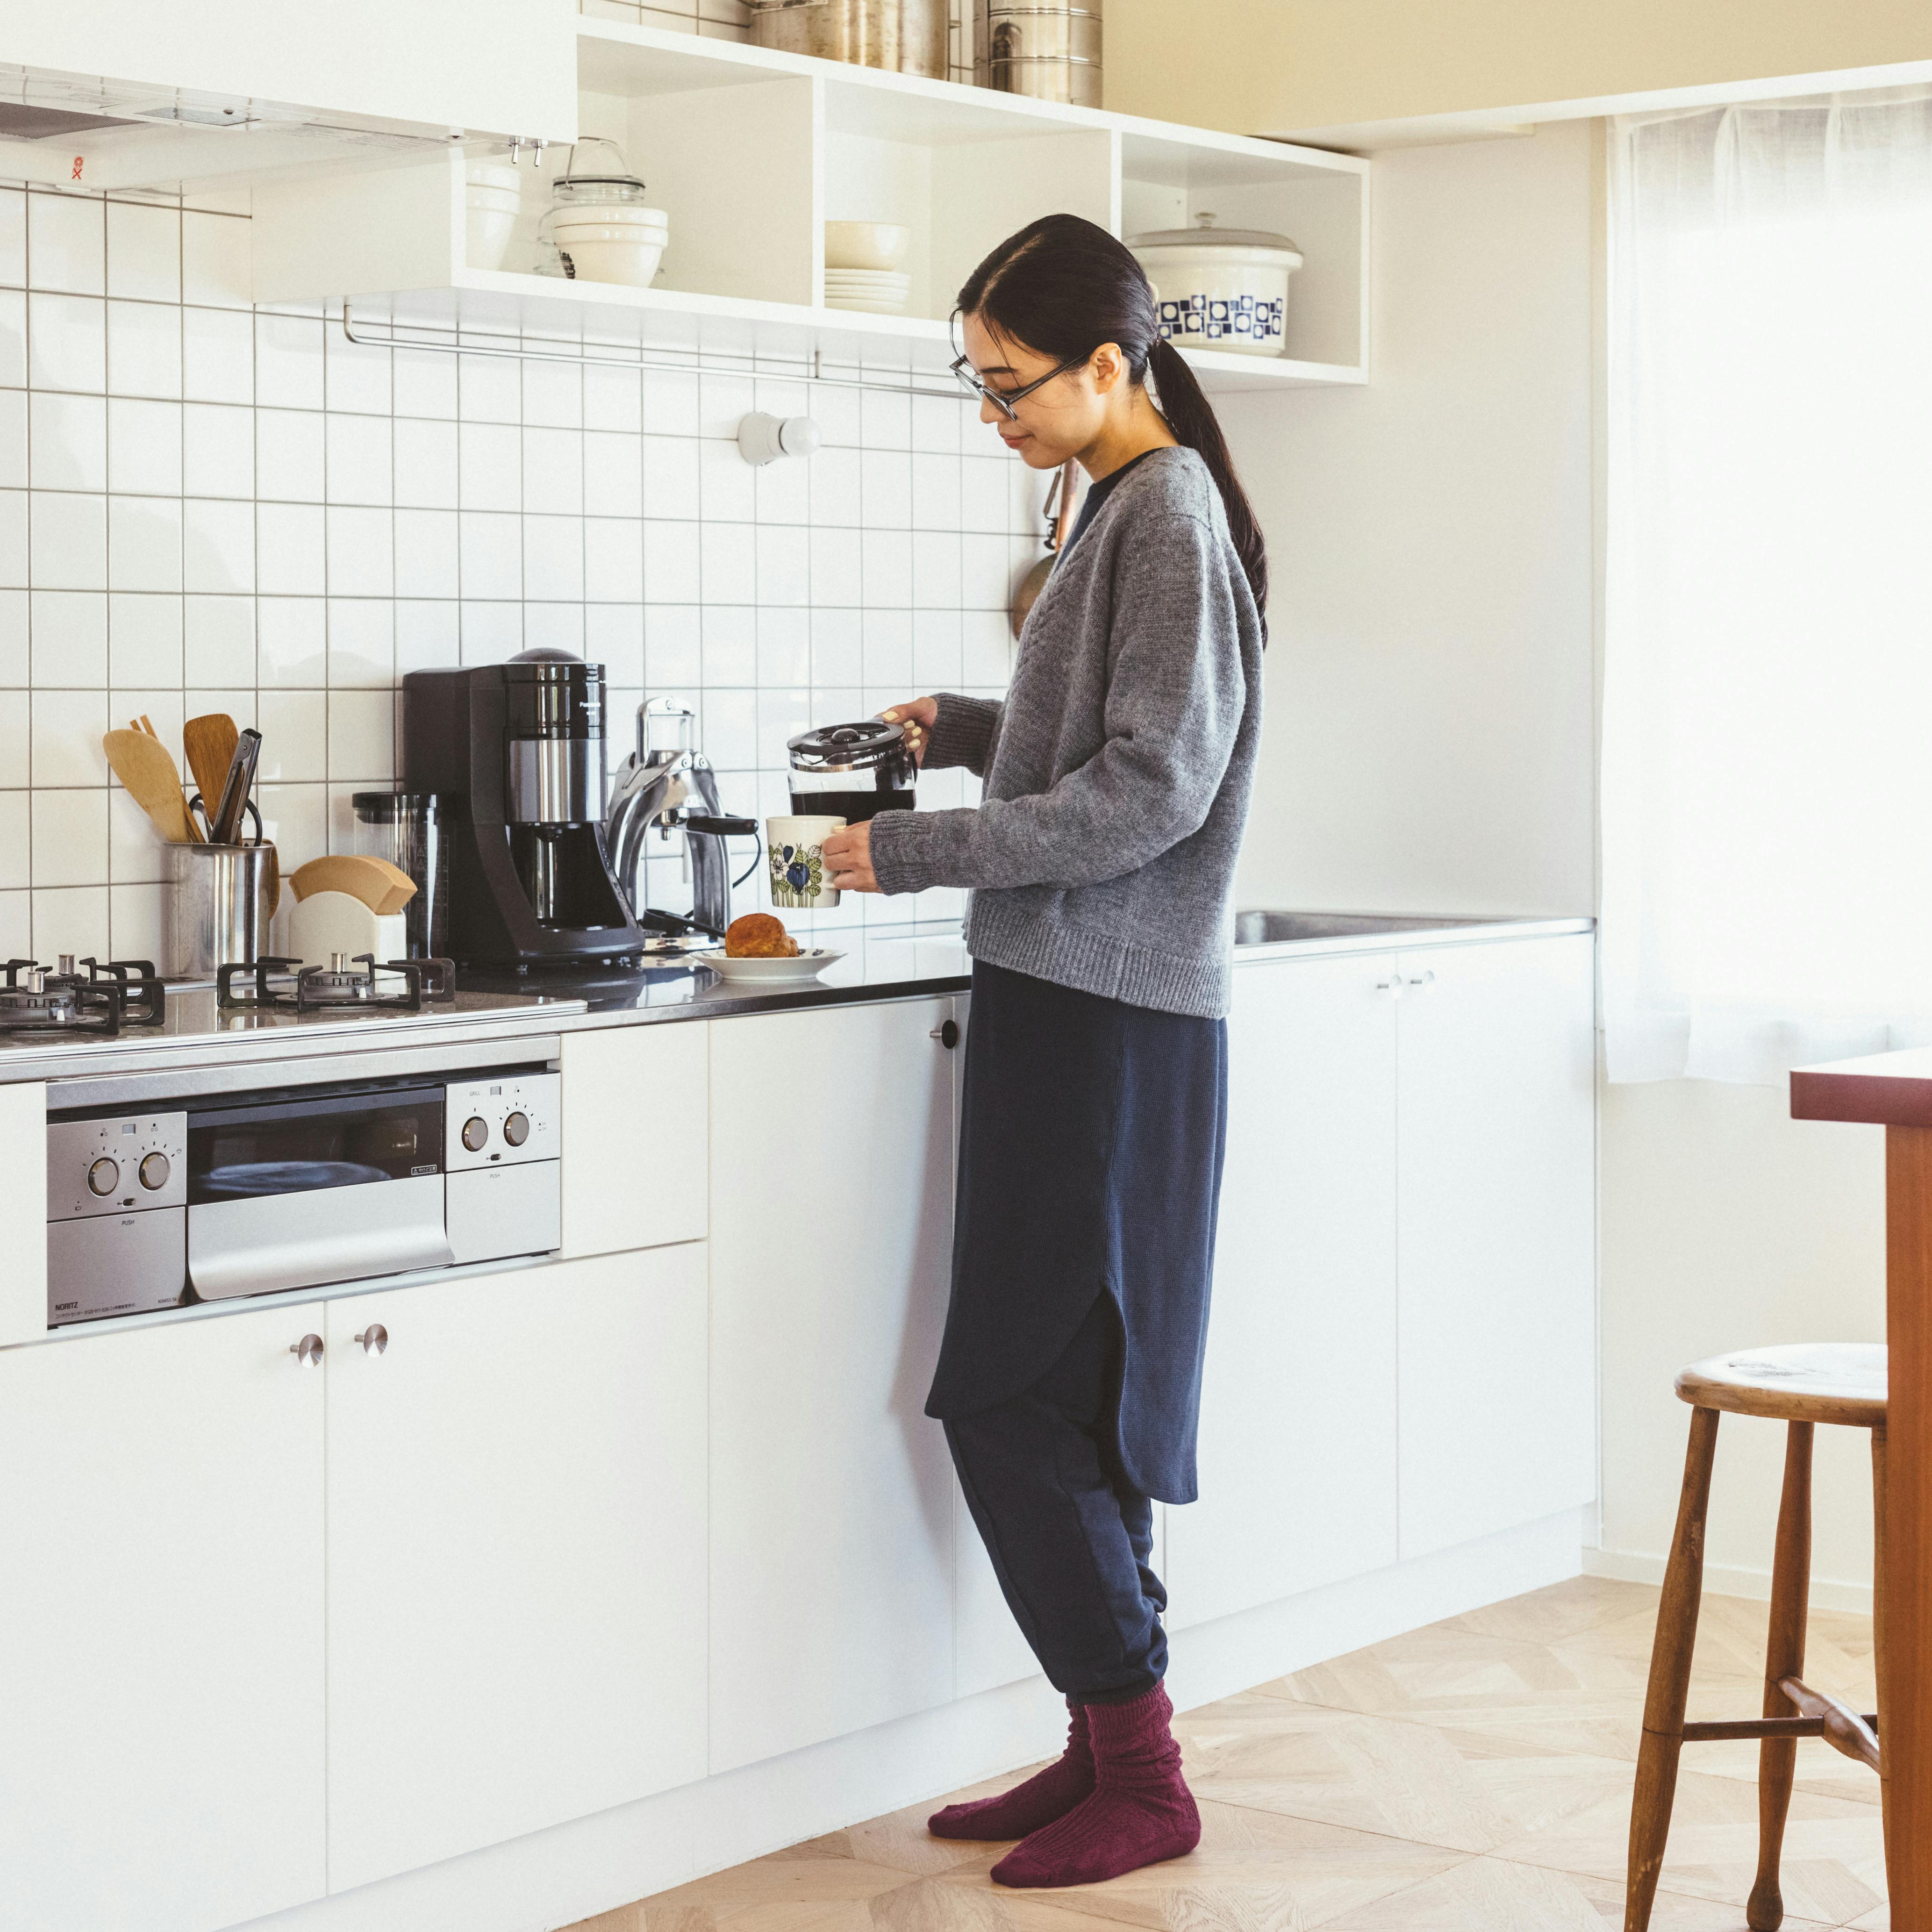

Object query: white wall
[1596,1080,1885,1609]
[1228,121,1597,920]
[1229,113,1889,1608]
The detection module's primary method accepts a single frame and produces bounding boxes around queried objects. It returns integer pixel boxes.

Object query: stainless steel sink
[1234,910,1498,947]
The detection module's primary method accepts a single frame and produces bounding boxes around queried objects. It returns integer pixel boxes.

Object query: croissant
[725,913,800,959]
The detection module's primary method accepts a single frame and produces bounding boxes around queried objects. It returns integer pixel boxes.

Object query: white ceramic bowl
[466,200,519,272]
[552,203,668,231]
[824,221,912,272]
[465,160,524,193]
[557,234,666,286]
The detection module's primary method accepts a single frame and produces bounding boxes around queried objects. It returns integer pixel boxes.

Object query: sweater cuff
[867,809,945,897]
[922,694,998,774]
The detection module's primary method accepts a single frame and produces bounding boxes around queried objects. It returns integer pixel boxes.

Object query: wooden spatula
[287,854,418,918]
[182,714,238,826]
[103,730,198,844]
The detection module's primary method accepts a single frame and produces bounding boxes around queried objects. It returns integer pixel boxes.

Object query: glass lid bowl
[549,136,658,208]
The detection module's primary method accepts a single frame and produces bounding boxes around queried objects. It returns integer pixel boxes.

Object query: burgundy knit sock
[990,1686,1199,1888]
[928,1704,1095,1840]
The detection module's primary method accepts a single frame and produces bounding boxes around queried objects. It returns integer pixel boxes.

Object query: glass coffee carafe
[787,719,918,823]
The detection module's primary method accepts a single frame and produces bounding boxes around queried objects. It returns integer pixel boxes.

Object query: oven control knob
[87,1157,120,1197]
[461,1116,490,1152]
[502,1111,530,1148]
[138,1152,171,1192]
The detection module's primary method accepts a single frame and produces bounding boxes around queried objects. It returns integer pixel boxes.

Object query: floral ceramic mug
[766,815,847,909]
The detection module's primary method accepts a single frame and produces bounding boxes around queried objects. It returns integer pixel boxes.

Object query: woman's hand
[881,697,940,766]
[823,821,878,894]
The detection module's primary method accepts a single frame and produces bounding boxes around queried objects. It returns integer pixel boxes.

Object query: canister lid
[788,718,908,770]
[1129,211,1302,255]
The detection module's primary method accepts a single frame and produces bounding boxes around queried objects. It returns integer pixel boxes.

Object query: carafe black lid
[788,718,908,770]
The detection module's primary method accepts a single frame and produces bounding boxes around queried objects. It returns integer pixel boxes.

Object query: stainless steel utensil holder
[165,842,275,980]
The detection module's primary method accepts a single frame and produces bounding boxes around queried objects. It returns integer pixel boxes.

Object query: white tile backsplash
[0,179,1032,957]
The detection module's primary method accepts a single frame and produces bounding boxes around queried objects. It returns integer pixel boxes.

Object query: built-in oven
[47,1060,561,1327]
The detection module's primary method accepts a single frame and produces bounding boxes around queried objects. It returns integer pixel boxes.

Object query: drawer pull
[355,1324,388,1356]
[289,1333,324,1367]
[930,1019,960,1048]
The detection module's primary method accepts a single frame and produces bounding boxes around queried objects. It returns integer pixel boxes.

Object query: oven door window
[188,1088,445,1204]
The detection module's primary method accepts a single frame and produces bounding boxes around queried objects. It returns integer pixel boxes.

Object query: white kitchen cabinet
[708,997,959,1772]
[560,1019,708,1259]
[0,1312,327,1932]
[1396,935,1597,1558]
[323,1246,708,1894]
[1166,952,1402,1631]
[6,1,575,152]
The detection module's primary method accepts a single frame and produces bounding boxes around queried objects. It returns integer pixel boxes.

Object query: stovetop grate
[217,953,458,1016]
[0,956,167,1037]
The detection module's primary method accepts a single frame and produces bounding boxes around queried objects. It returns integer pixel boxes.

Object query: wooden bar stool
[1624,1343,1889,1932]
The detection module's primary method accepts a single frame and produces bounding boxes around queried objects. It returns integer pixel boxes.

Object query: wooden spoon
[182,714,239,825]
[103,730,198,844]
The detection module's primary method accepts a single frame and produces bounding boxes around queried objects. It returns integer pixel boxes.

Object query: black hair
[957,212,1268,621]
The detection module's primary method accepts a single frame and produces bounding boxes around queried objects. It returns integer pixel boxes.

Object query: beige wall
[1108,0,1932,136]
[1229,121,1596,919]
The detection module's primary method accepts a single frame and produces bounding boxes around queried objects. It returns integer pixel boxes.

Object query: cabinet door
[324,1247,708,1893]
[1165,953,1402,1631]
[561,1020,708,1258]
[709,997,958,1772]
[0,1312,327,1932]
[1396,935,1597,1558]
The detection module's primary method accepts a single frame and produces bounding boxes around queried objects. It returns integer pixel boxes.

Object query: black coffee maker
[402,650,644,969]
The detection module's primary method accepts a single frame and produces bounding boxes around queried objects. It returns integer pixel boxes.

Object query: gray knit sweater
[867,445,1264,1019]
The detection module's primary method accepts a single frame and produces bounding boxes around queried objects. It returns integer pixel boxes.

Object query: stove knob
[461,1116,490,1153]
[138,1152,172,1192]
[502,1111,530,1148]
[87,1157,120,1197]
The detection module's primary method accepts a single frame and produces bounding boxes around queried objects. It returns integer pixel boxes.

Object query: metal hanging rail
[340,301,965,403]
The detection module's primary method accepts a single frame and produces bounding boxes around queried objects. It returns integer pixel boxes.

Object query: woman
[822,214,1267,1889]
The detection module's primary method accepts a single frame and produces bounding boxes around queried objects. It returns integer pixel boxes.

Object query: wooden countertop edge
[1790,1066,1932,1127]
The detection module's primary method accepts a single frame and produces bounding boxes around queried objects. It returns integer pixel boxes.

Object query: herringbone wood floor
[566,1576,1889,1932]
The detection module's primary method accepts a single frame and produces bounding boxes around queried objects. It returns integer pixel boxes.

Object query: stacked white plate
[824,268,911,315]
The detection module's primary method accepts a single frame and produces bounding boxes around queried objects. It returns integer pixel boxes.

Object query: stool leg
[1872,1425,1892,1863]
[1747,1419,1813,1932]
[1625,1405,1721,1932]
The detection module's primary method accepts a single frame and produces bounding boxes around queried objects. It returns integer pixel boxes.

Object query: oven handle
[189,1175,453,1302]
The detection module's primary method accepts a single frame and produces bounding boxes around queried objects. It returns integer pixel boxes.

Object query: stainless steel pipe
[750,0,950,79]
[975,1,1102,107]
[164,843,275,979]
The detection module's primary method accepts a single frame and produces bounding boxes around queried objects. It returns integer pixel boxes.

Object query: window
[1603,91,1932,1082]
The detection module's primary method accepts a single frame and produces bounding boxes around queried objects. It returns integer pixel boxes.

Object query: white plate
[695,948,844,984]
[825,297,909,315]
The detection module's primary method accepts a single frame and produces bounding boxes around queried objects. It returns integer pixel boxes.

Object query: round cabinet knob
[289,1333,324,1367]
[930,1020,960,1049]
[461,1116,490,1152]
[87,1157,120,1197]
[502,1111,530,1148]
[354,1324,388,1356]
[138,1151,171,1191]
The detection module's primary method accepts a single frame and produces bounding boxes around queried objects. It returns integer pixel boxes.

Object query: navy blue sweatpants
[945,1294,1168,1706]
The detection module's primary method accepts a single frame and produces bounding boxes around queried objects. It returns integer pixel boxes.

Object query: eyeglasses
[949,350,1088,420]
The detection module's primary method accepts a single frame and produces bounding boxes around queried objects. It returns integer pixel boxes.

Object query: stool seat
[1675,1342,1887,1430]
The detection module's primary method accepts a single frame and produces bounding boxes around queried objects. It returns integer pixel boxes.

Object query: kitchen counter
[0,914,1592,1088]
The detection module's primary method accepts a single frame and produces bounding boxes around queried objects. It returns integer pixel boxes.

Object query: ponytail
[1147,337,1268,621]
[958,213,1268,627]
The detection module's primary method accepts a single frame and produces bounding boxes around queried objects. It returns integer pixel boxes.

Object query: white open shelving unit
[252,18,1370,394]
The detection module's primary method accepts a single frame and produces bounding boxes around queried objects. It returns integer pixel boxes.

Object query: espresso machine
[606,698,758,940]
[401,650,646,969]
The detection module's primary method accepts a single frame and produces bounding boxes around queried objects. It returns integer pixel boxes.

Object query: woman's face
[960,311,1125,470]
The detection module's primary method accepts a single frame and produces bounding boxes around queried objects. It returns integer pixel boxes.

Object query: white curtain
[1603,89,1932,1083]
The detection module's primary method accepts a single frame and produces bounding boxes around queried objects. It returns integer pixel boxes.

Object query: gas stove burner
[0,955,167,1037]
[217,952,458,1016]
